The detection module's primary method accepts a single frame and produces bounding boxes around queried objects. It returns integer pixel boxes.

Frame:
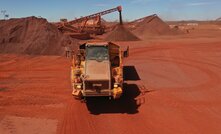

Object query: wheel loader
[71,42,128,99]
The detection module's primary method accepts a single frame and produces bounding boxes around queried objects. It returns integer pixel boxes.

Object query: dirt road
[1,34,221,134]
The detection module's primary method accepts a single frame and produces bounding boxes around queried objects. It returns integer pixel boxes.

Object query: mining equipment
[56,6,122,39]
[71,42,128,99]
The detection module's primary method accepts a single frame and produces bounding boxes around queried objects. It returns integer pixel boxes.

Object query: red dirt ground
[1,26,221,134]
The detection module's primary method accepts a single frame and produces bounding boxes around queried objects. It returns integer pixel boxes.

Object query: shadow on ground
[86,65,143,115]
[123,66,140,81]
[86,83,142,115]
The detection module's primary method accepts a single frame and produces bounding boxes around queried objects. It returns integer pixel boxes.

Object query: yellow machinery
[71,42,128,99]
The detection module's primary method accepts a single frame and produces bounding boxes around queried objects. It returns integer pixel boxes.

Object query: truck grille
[84,80,109,90]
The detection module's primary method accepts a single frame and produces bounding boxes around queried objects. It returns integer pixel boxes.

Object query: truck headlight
[76,84,82,89]
[114,83,119,88]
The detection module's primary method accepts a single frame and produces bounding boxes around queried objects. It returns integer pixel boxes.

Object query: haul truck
[71,42,128,99]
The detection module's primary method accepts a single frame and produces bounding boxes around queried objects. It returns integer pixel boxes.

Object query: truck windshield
[86,46,109,61]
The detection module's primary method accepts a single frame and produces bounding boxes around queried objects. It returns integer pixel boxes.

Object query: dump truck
[71,42,128,99]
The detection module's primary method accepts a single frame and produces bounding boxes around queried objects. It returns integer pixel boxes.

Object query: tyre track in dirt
[122,41,221,134]
[58,99,98,134]
[128,43,221,91]
[2,38,221,134]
